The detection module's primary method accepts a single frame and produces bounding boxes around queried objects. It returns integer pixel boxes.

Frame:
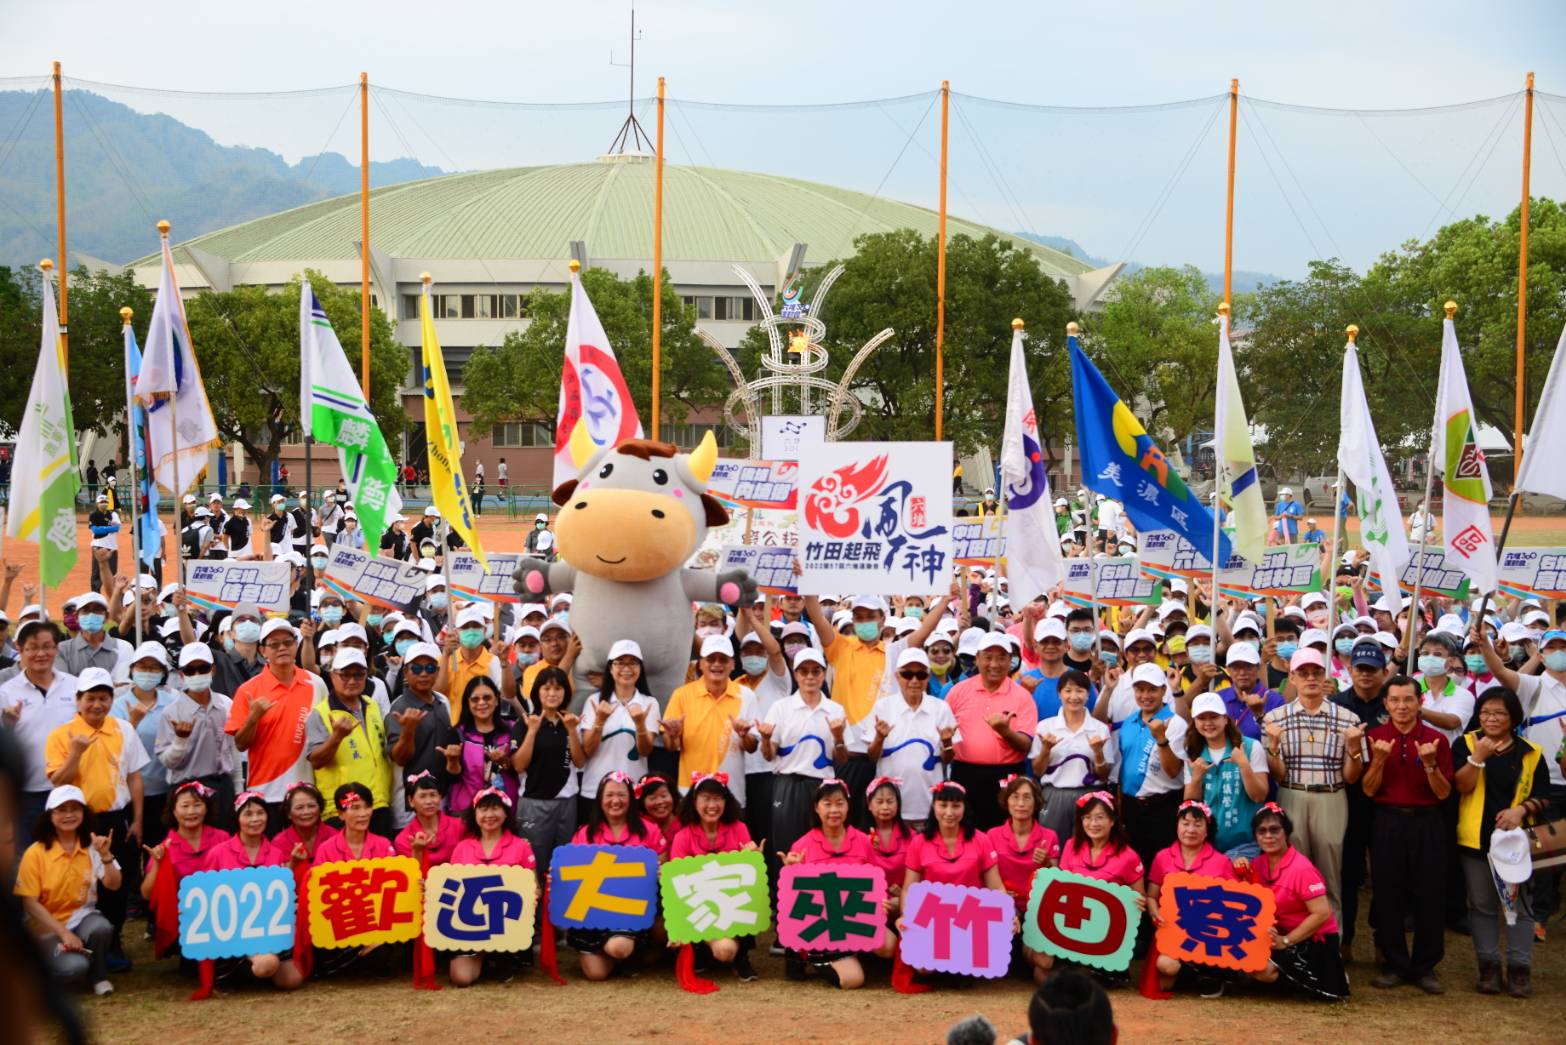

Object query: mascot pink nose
[526,572,545,594]
[719,581,740,604]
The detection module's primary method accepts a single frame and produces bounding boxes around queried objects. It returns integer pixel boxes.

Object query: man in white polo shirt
[861,648,958,824]
[1,620,80,851]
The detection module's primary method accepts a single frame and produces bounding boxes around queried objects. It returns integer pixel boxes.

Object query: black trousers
[838,753,875,824]
[1121,789,1181,872]
[950,761,1021,832]
[1370,804,1446,977]
[744,771,774,848]
[1340,788,1374,945]
[97,807,134,946]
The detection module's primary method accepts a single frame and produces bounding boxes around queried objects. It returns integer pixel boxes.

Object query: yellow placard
[422,864,538,953]
[307,856,423,949]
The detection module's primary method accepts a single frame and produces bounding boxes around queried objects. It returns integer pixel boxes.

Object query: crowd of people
[1,489,1561,1016]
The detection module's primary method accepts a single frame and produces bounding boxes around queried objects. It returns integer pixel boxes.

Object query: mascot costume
[513,425,757,712]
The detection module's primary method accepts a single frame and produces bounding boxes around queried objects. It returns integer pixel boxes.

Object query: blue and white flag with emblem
[1215,312,1267,564]
[137,231,220,496]
[1000,321,1063,604]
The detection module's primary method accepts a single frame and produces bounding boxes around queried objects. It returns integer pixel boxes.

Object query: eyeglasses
[898,670,929,681]
[1254,825,1285,835]
[406,662,438,675]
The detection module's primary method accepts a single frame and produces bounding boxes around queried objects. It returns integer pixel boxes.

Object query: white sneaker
[92,980,114,996]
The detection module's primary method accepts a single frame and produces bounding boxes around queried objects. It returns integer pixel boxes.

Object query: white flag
[1515,320,1566,499]
[1338,337,1410,611]
[1000,323,1063,603]
[552,266,642,487]
[1215,314,1268,563]
[1431,314,1498,593]
[137,235,220,496]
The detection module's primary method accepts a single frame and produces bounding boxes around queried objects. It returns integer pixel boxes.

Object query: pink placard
[776,862,886,953]
[898,880,1014,978]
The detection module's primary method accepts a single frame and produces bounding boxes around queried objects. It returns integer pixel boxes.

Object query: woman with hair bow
[570,772,664,980]
[632,775,678,854]
[141,780,230,960]
[445,787,538,987]
[1146,799,1235,994]
[987,775,1060,984]
[394,771,465,866]
[1234,802,1348,1000]
[202,791,305,991]
[668,772,762,983]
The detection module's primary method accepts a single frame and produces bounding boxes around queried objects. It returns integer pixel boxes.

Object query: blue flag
[124,323,161,567]
[1068,336,1231,567]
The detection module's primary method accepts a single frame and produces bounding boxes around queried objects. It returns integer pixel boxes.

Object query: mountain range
[1017,232,1280,295]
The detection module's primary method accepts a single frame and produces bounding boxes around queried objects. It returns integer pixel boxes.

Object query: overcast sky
[4,0,1565,275]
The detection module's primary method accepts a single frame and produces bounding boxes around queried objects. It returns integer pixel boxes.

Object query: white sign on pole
[760,415,825,462]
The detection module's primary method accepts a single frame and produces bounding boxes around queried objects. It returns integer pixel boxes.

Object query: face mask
[1306,609,1329,629]
[458,628,485,650]
[783,643,807,661]
[741,655,768,676]
[132,670,163,690]
[160,603,178,618]
[553,611,570,630]
[1417,654,1447,676]
[853,621,881,643]
[695,625,723,639]
[1099,649,1119,665]
[223,636,237,653]
[1334,638,1355,656]
[181,673,211,693]
[1464,654,1487,674]
[514,651,539,668]
[1507,647,1528,664]
[1544,650,1566,673]
[310,555,330,571]
[1009,655,1021,673]
[1276,642,1299,661]
[1069,632,1094,653]
[395,638,415,658]
[320,652,335,670]
[427,592,448,611]
[77,613,105,634]
[536,521,547,530]
[1187,645,1214,664]
[320,607,344,627]
[234,620,262,644]
[904,606,925,620]
[930,659,951,676]
[366,613,384,629]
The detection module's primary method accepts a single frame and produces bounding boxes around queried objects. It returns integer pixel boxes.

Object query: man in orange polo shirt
[437,606,503,720]
[225,619,325,821]
[945,633,1037,830]
[662,636,759,806]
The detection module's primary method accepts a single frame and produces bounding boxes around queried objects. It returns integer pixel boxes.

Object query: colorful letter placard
[448,552,524,604]
[776,862,886,952]
[549,844,660,931]
[1023,868,1142,972]
[178,867,295,960]
[423,865,537,953]
[718,544,798,595]
[1498,546,1566,600]
[660,851,771,945]
[183,561,291,615]
[1217,544,1322,599]
[1155,872,1276,973]
[307,856,423,949]
[898,881,1013,978]
[321,546,430,611]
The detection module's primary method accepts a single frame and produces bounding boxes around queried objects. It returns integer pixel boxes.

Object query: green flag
[299,281,402,550]
[6,269,80,588]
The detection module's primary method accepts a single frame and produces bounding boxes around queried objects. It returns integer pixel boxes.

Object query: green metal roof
[137,160,1094,280]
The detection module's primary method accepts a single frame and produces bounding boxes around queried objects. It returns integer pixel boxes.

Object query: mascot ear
[701,494,729,528]
[687,431,718,485]
[552,480,578,507]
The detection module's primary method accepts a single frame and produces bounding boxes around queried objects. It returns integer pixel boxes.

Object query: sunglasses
[898,670,929,681]
[406,662,438,675]
[1255,825,1285,835]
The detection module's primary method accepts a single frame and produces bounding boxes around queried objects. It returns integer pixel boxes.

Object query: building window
[499,294,518,319]
[665,423,731,450]
[713,296,755,321]
[401,294,420,320]
[492,422,551,448]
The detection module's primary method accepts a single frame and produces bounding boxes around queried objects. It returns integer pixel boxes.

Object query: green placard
[659,850,772,945]
[1022,867,1143,972]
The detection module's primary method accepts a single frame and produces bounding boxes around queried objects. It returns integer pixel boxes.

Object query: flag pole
[1406,301,1455,667]
[1222,78,1238,309]
[422,270,457,641]
[990,317,1021,618]
[52,62,68,368]
[1326,325,1357,600]
[935,80,950,441]
[360,71,372,400]
[121,307,144,648]
[651,75,665,442]
[159,221,185,596]
[1472,491,1521,628]
[1514,72,1535,483]
[1210,304,1231,623]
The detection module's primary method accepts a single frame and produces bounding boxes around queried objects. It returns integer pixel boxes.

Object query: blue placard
[548,844,660,931]
[178,866,296,960]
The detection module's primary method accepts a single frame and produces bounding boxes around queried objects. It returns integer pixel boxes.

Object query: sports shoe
[784,952,808,981]
[105,951,132,973]
[1507,966,1531,998]
[92,981,114,996]
[1370,970,1406,989]
[1415,974,1445,995]
[1197,976,1226,999]
[733,953,758,982]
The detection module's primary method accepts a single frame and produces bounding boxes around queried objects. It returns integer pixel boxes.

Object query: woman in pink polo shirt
[570,773,664,980]
[1235,803,1348,1000]
[987,776,1060,985]
[632,775,678,857]
[668,773,760,982]
[781,778,895,988]
[863,776,913,895]
[395,771,466,867]
[446,788,537,987]
[142,780,231,958]
[272,782,339,864]
[903,782,1005,892]
[204,792,305,991]
[313,783,395,863]
[1147,800,1236,993]
[1058,792,1145,891]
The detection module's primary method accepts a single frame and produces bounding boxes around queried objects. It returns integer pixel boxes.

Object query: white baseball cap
[1301,591,1328,609]
[405,641,441,663]
[1185,624,1213,642]
[1129,662,1167,688]
[456,607,488,629]
[977,633,1011,655]
[45,785,88,811]
[896,647,931,670]
[331,647,368,670]
[1301,628,1329,649]
[1124,627,1157,648]
[850,595,887,614]
[792,647,826,670]
[1489,828,1533,884]
[233,497,251,510]
[130,640,169,668]
[520,603,548,619]
[179,642,214,669]
[700,635,734,659]
[1034,618,1067,642]
[259,619,296,644]
[539,617,569,637]
[75,667,116,693]
[1226,642,1261,666]
[1191,693,1227,717]
[607,638,644,662]
[780,621,812,640]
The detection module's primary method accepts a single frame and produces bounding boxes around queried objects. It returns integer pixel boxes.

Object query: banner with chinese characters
[321,546,430,611]
[708,460,798,511]
[306,856,423,949]
[1367,548,1472,600]
[1023,867,1142,972]
[1138,529,1213,582]
[1216,544,1322,599]
[178,867,295,960]
[1062,556,1160,608]
[718,545,797,595]
[423,864,537,952]
[775,862,886,952]
[899,881,1013,978]
[660,851,771,945]
[448,552,520,604]
[548,845,660,932]
[182,560,291,616]
[1154,872,1276,973]
[1498,547,1566,601]
[796,442,953,596]
[953,516,1004,567]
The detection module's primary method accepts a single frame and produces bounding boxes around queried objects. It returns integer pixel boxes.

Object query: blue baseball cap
[1349,639,1387,668]
[1541,629,1566,649]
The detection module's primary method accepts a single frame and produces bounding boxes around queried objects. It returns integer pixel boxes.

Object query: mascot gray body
[513,428,756,712]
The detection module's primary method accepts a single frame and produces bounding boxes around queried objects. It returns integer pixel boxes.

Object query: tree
[461,268,730,441]
[181,270,405,481]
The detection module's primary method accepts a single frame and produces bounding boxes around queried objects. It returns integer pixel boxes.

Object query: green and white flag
[300,279,402,551]
[1431,312,1497,594]
[6,270,80,587]
[1337,335,1410,610]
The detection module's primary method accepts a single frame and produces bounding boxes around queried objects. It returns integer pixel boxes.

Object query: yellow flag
[420,282,486,569]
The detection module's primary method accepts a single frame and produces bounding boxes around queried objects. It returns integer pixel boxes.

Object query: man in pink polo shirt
[945,633,1037,830]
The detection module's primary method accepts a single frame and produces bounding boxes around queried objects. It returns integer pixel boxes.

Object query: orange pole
[651,76,665,441]
[1515,71,1534,481]
[52,61,68,366]
[360,72,372,400]
[1222,78,1238,309]
[935,80,949,442]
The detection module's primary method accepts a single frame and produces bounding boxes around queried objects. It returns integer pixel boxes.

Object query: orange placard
[307,856,423,949]
[1154,872,1276,973]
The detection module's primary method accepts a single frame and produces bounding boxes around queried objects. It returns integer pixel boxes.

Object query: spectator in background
[1272,487,1303,544]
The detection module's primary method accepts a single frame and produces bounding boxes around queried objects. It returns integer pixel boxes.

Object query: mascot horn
[513,425,758,712]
